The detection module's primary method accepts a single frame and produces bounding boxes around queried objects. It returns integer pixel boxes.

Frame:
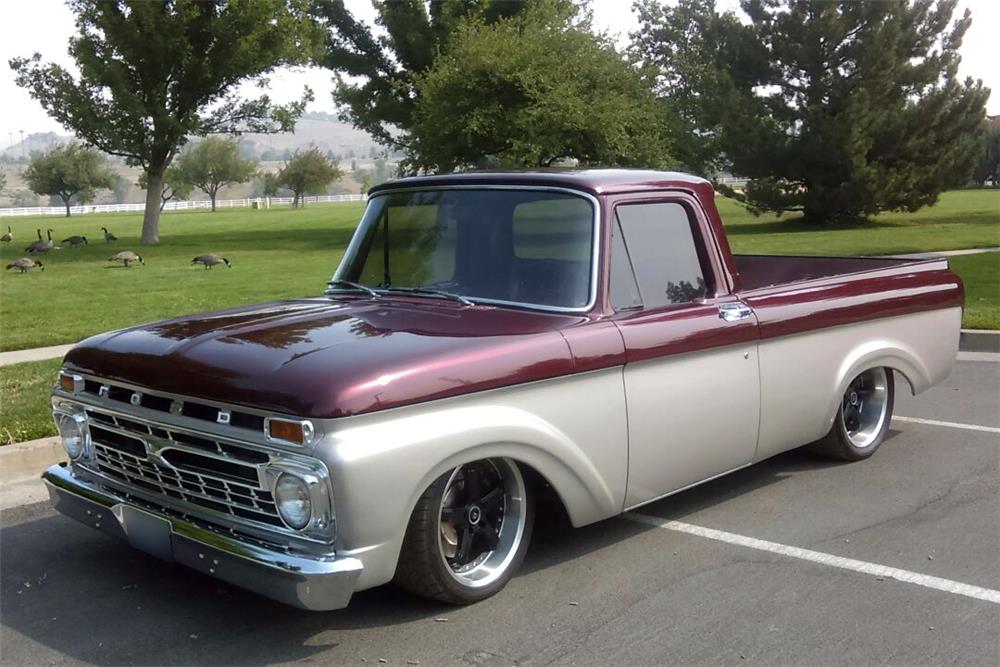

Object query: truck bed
[734,254,945,293]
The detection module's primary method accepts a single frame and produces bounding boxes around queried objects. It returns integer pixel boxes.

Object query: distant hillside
[0,132,66,159]
[0,114,383,162]
[239,112,384,159]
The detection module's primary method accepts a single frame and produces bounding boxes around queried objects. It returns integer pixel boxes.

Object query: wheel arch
[823,341,924,428]
[324,402,624,590]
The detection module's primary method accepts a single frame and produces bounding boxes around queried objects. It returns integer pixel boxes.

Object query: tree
[408,5,670,172]
[10,0,319,244]
[636,0,990,222]
[23,143,116,217]
[359,173,372,194]
[172,138,257,211]
[632,0,765,176]
[138,165,192,211]
[311,0,556,167]
[277,148,342,207]
[973,121,1000,187]
[0,171,6,193]
[260,172,283,197]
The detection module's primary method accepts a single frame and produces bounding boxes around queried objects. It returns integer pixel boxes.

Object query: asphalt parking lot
[2,355,997,666]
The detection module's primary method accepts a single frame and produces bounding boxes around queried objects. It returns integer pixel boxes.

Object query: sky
[1,0,997,148]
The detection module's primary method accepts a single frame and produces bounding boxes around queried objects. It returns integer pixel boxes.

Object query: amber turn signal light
[265,418,315,446]
[58,372,83,394]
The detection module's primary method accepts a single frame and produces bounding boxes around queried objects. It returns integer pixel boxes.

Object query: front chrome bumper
[43,463,363,611]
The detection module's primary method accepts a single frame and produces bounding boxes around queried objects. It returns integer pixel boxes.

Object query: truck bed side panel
[737,257,963,340]
[738,257,963,461]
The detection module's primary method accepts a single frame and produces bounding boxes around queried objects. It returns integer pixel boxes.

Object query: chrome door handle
[718,302,753,322]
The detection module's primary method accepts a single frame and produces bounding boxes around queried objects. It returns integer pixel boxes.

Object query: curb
[960,329,1000,353]
[0,437,65,486]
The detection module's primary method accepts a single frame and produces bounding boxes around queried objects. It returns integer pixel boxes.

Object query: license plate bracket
[115,505,173,561]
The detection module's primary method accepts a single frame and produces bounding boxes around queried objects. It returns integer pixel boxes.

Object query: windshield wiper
[325,280,380,299]
[381,286,476,306]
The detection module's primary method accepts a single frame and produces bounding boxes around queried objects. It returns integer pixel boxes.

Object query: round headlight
[54,411,88,459]
[274,473,312,530]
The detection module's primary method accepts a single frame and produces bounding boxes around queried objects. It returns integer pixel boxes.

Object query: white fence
[0,193,367,218]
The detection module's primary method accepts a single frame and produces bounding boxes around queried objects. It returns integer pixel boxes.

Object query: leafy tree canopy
[973,121,1000,187]
[634,0,990,222]
[311,0,574,163]
[631,0,765,176]
[23,142,116,217]
[10,0,321,242]
[277,147,343,207]
[172,137,258,211]
[409,3,671,172]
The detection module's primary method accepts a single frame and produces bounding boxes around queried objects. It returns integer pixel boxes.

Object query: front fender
[315,369,628,590]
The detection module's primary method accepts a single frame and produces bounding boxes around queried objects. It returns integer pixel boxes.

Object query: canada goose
[6,257,44,273]
[1,226,12,243]
[191,253,231,269]
[23,229,43,252]
[102,227,118,243]
[26,229,58,254]
[108,250,144,267]
[61,235,88,247]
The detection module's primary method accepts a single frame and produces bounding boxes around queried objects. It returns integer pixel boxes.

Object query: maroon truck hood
[64,298,584,418]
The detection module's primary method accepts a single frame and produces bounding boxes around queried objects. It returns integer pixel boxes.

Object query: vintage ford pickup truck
[44,170,963,610]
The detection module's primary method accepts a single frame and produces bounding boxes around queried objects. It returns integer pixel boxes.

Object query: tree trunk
[141,168,164,245]
[210,192,217,212]
[292,192,299,209]
[64,197,71,218]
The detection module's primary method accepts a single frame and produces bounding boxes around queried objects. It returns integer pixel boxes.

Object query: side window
[613,202,708,309]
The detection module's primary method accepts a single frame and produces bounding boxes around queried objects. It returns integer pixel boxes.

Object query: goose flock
[3,225,233,274]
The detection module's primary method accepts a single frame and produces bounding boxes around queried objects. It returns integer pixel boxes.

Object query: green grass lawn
[1,190,997,352]
[949,252,1000,330]
[720,189,999,255]
[1,189,997,444]
[1,202,366,351]
[0,358,61,444]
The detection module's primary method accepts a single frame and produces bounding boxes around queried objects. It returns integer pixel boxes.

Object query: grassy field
[1,189,997,443]
[2,189,996,351]
[949,252,999,330]
[1,203,366,351]
[0,358,61,444]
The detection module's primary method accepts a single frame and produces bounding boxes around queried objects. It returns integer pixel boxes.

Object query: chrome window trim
[330,185,603,314]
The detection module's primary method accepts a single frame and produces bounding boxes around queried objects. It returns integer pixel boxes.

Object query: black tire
[813,367,895,461]
[394,459,535,605]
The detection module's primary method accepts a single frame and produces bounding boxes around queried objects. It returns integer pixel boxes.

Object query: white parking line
[893,415,1000,434]
[626,513,1000,605]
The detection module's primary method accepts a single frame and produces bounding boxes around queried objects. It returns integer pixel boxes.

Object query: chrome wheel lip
[841,367,890,449]
[437,458,527,589]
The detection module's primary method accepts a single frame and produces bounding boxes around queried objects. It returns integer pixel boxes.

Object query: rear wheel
[814,367,895,461]
[394,458,534,604]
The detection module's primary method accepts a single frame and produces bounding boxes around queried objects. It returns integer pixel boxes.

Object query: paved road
[2,359,997,666]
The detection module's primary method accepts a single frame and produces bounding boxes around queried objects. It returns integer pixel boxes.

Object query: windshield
[334,188,596,310]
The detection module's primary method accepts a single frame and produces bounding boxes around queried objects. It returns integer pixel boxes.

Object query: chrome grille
[81,409,285,530]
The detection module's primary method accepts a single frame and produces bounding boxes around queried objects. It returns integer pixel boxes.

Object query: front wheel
[813,367,895,461]
[394,458,534,604]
